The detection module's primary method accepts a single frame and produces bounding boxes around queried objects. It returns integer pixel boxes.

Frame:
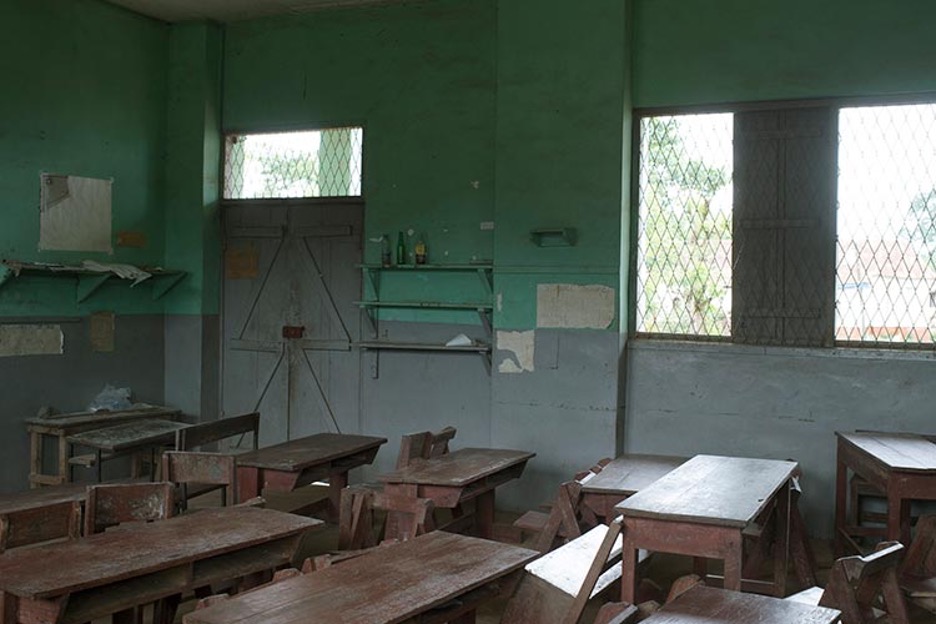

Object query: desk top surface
[25,405,181,431]
[616,454,797,527]
[66,418,190,452]
[582,454,688,496]
[0,507,320,600]
[0,482,88,515]
[642,585,840,623]
[185,531,537,624]
[378,448,535,487]
[235,433,387,471]
[838,431,936,473]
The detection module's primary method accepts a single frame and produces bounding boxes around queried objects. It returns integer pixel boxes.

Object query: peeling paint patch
[497,330,534,374]
[0,324,63,357]
[496,292,503,313]
[537,284,615,329]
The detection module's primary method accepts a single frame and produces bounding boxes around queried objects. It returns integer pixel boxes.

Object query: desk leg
[59,436,71,485]
[475,491,495,540]
[886,488,911,544]
[0,591,17,624]
[834,455,848,557]
[237,467,261,504]
[29,432,41,489]
[95,449,103,483]
[723,531,744,592]
[620,527,638,604]
[772,482,790,598]
[328,471,348,524]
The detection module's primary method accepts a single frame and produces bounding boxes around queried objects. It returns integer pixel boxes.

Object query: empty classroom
[3,1,936,623]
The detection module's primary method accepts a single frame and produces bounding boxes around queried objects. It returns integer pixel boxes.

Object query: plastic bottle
[415,236,427,265]
[381,235,391,267]
[396,232,406,266]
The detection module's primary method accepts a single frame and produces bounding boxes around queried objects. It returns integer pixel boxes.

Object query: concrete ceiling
[105,0,406,23]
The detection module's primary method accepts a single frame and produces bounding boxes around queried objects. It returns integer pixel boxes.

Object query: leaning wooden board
[0,507,321,624]
[184,531,538,624]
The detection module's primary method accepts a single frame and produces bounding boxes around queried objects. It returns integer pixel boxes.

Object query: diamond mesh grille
[223,127,363,199]
[636,114,734,336]
[837,104,936,344]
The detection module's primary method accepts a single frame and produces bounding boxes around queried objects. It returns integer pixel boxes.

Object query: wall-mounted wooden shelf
[0,260,187,303]
[356,264,494,375]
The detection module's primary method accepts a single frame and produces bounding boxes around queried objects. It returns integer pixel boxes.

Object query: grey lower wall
[0,315,165,493]
[492,328,619,512]
[624,339,936,538]
[359,321,493,482]
[164,314,220,422]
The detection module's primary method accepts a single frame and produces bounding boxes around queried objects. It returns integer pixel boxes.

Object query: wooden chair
[501,517,648,624]
[161,451,237,511]
[899,513,936,613]
[514,459,611,553]
[338,426,456,550]
[0,500,81,553]
[786,540,910,624]
[338,488,435,548]
[84,482,175,535]
[176,412,260,452]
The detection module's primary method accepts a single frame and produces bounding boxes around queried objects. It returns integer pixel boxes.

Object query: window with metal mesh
[836,104,936,345]
[636,113,734,337]
[223,127,363,200]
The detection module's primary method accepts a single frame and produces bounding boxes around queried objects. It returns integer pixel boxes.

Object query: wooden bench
[176,412,260,453]
[900,513,936,614]
[641,584,840,624]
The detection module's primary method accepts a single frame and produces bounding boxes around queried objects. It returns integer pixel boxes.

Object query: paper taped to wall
[39,174,112,253]
[497,330,535,374]
[536,284,615,329]
[0,324,63,357]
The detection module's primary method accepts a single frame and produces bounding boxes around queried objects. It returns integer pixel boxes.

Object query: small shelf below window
[356,340,491,353]
[354,301,493,310]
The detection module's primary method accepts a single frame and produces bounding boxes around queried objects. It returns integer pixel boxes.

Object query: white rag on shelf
[81,260,152,285]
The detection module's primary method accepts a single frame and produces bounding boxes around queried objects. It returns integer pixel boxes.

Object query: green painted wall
[163,23,223,316]
[633,0,936,108]
[224,0,496,263]
[0,0,169,316]
[494,0,627,330]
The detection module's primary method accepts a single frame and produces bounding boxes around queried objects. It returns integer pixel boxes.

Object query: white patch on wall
[496,330,535,374]
[536,284,616,329]
[39,174,113,253]
[0,324,63,357]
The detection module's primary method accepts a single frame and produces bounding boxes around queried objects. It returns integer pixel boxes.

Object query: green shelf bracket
[476,267,493,296]
[76,274,111,303]
[151,273,187,300]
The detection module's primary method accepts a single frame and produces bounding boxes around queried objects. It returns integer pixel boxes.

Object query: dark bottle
[396,232,406,266]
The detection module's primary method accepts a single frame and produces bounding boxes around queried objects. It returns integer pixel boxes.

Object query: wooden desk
[641,585,840,624]
[379,447,535,540]
[25,405,181,487]
[835,431,936,551]
[0,507,320,624]
[184,531,538,624]
[580,453,687,522]
[66,419,191,482]
[616,454,797,603]
[235,433,387,520]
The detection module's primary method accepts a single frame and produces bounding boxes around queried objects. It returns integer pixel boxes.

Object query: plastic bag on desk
[88,384,132,412]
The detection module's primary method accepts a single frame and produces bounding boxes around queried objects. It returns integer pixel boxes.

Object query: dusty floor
[172,486,936,623]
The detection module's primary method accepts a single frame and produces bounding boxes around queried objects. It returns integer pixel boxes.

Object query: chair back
[901,514,936,614]
[372,492,435,541]
[84,482,175,535]
[395,426,457,470]
[176,412,260,452]
[0,500,81,552]
[820,540,910,624]
[162,451,237,510]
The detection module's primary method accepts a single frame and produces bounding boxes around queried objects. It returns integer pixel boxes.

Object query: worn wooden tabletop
[235,433,388,471]
[615,454,797,527]
[24,405,181,430]
[0,482,87,515]
[184,531,538,624]
[378,448,536,487]
[65,418,191,453]
[582,454,687,495]
[641,585,840,623]
[0,507,321,600]
[837,431,936,472]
